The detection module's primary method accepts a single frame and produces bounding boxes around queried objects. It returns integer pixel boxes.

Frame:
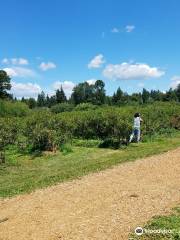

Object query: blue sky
[1,0,180,98]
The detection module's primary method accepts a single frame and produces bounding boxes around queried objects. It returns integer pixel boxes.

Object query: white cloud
[111,27,119,33]
[170,76,180,89]
[3,68,17,77]
[18,58,29,65]
[2,58,29,65]
[88,54,105,69]
[39,62,56,71]
[52,81,75,97]
[2,58,9,64]
[11,81,41,98]
[11,58,29,65]
[3,67,36,78]
[86,79,97,85]
[103,62,165,80]
[125,25,135,33]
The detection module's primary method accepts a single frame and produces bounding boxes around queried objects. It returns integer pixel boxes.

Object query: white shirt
[133,117,142,129]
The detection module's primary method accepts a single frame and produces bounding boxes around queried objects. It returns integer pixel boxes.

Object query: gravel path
[0,148,180,240]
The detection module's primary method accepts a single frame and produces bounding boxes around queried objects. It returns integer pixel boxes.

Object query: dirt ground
[0,148,180,240]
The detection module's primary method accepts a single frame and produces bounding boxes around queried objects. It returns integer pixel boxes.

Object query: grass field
[0,131,180,198]
[130,206,180,239]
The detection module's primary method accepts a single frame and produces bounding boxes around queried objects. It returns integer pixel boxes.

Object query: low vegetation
[130,206,180,239]
[0,99,30,117]
[0,132,180,198]
[1,102,180,155]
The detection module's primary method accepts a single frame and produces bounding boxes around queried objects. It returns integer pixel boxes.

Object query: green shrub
[0,151,5,164]
[24,111,73,152]
[0,117,21,149]
[1,102,179,152]
[0,117,22,163]
[171,115,180,129]
[60,143,73,155]
[51,103,74,113]
[16,135,28,153]
[0,100,30,117]
[74,103,98,111]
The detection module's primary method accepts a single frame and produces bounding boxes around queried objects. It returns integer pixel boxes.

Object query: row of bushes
[0,102,180,154]
[0,100,99,117]
[50,102,99,113]
[0,100,30,117]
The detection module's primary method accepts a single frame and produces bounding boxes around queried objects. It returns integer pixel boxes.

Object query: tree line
[0,70,180,109]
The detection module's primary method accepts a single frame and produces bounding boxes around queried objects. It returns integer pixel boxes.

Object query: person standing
[129,113,143,143]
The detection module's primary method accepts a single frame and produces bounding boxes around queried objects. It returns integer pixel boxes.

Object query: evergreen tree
[27,98,37,109]
[175,84,180,102]
[37,91,46,107]
[21,97,25,102]
[49,95,57,107]
[0,70,11,99]
[94,80,106,105]
[46,95,50,107]
[130,93,141,103]
[142,88,150,104]
[56,86,67,103]
[150,90,162,101]
[165,88,178,102]
[112,87,124,105]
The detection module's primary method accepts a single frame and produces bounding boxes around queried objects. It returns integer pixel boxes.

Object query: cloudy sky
[1,0,180,98]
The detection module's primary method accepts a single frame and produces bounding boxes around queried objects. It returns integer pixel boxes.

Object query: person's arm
[140,117,143,122]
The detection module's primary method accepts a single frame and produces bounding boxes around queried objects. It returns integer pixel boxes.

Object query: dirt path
[0,148,180,240]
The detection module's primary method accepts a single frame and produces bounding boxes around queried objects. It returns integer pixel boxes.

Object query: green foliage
[171,115,180,129]
[56,86,67,103]
[1,132,180,198]
[0,151,5,164]
[142,88,150,103]
[16,135,28,153]
[175,84,180,101]
[71,82,94,105]
[94,80,106,105]
[0,70,11,99]
[0,117,21,163]
[36,86,67,108]
[27,98,37,109]
[24,111,73,151]
[112,87,129,105]
[51,103,74,113]
[60,143,73,155]
[0,101,179,152]
[71,80,106,105]
[130,206,180,240]
[37,91,46,107]
[0,100,30,117]
[24,112,57,151]
[140,102,180,135]
[0,117,21,149]
[74,103,98,111]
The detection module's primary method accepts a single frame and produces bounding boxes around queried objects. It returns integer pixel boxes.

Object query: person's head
[134,112,140,118]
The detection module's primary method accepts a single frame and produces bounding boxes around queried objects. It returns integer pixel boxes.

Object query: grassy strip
[0,132,180,198]
[130,206,180,239]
